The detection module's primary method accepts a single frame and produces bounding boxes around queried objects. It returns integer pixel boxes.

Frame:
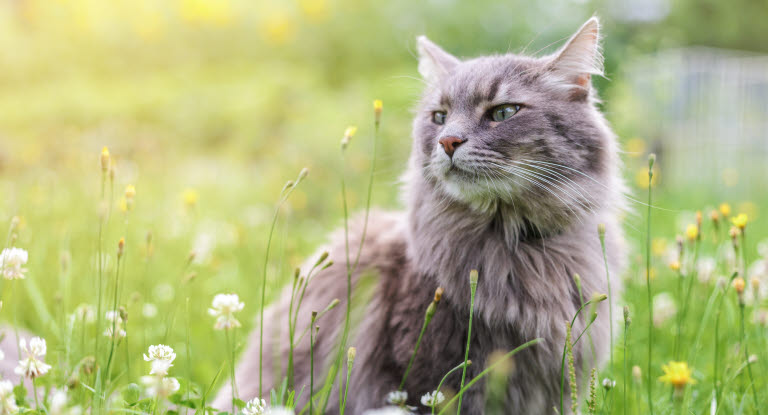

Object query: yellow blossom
[183,188,199,208]
[669,261,680,272]
[100,147,110,172]
[658,361,696,389]
[719,203,731,217]
[651,238,667,257]
[731,213,748,230]
[340,126,358,150]
[125,185,136,200]
[685,224,698,241]
[732,277,746,294]
[373,99,383,124]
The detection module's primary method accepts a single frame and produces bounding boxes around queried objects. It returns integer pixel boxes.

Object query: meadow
[1,0,767,414]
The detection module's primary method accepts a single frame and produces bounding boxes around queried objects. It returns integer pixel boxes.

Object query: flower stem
[739,303,760,414]
[456,271,478,415]
[433,361,470,415]
[645,154,655,415]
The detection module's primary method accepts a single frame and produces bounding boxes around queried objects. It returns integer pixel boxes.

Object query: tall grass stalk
[437,338,543,415]
[433,361,471,415]
[714,272,738,410]
[456,270,479,415]
[623,306,630,415]
[597,224,613,370]
[559,293,608,414]
[309,311,318,415]
[399,287,443,390]
[104,238,125,383]
[259,168,308,397]
[644,154,655,415]
[739,300,760,413]
[340,347,356,415]
[322,102,381,412]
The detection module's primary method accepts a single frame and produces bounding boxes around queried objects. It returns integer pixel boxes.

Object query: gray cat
[217,17,626,414]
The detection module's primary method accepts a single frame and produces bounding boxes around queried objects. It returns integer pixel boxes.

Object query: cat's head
[410,17,620,231]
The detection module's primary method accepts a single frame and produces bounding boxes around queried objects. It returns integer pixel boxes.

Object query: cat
[216,16,626,414]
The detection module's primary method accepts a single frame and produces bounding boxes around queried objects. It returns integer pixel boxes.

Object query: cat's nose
[438,136,466,158]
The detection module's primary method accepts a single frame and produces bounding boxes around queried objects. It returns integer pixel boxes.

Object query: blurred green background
[1,0,767,400]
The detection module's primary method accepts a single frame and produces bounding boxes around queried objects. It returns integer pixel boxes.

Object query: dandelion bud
[669,261,680,272]
[321,260,333,270]
[751,277,760,291]
[425,302,437,320]
[623,306,630,323]
[117,237,125,258]
[125,184,136,199]
[347,347,356,365]
[648,153,656,172]
[710,210,719,223]
[591,293,608,303]
[100,147,110,172]
[314,251,329,268]
[730,226,740,241]
[732,277,746,295]
[469,269,478,286]
[294,268,301,279]
[434,287,444,303]
[573,273,581,286]
[685,224,698,242]
[589,310,598,324]
[311,311,318,322]
[719,203,731,218]
[602,378,616,390]
[297,167,309,182]
[373,99,383,125]
[632,365,642,383]
[341,126,358,150]
[597,223,605,240]
[695,211,702,227]
[282,180,295,192]
[325,298,340,311]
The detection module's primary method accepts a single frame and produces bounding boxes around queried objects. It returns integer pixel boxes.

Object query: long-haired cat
[217,17,626,414]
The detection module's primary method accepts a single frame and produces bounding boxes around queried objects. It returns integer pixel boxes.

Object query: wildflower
[208,293,245,330]
[632,365,642,383]
[72,304,95,324]
[602,378,616,390]
[143,344,176,376]
[374,99,383,124]
[731,213,748,230]
[385,390,408,406]
[100,147,110,172]
[719,203,731,218]
[658,361,696,398]
[732,277,746,295]
[15,337,52,378]
[709,210,719,224]
[118,237,125,259]
[668,260,680,272]
[347,347,356,365]
[685,224,698,241]
[0,247,28,280]
[242,397,267,415]
[183,188,199,208]
[340,126,358,150]
[140,376,180,398]
[104,311,127,339]
[420,390,445,408]
[0,380,18,414]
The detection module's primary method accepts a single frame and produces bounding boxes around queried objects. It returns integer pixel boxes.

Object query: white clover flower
[208,293,244,330]
[143,344,176,376]
[15,337,51,378]
[104,311,126,339]
[602,378,616,390]
[420,390,445,408]
[362,407,410,415]
[242,398,268,415]
[49,388,81,415]
[385,390,408,406]
[72,304,95,324]
[140,376,180,398]
[0,380,18,415]
[0,248,28,280]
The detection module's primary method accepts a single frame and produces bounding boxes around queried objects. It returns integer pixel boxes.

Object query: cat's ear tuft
[417,36,459,82]
[547,17,603,91]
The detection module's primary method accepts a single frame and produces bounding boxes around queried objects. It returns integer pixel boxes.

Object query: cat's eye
[432,111,447,125]
[490,104,521,122]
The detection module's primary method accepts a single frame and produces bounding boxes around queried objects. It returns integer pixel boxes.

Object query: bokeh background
[1,0,767,394]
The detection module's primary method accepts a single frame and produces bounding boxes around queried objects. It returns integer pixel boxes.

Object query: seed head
[469,269,478,286]
[433,287,444,303]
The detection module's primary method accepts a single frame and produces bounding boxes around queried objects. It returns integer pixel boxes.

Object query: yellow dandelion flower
[719,203,731,217]
[685,224,698,241]
[731,213,748,230]
[100,147,110,172]
[125,185,136,200]
[669,261,680,272]
[340,126,358,150]
[373,99,383,124]
[183,188,199,208]
[651,238,667,257]
[658,361,696,389]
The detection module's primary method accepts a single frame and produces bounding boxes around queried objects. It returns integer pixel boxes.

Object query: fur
[219,16,626,414]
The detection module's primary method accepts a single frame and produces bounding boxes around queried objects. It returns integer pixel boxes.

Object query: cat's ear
[417,36,459,82]
[547,17,603,92]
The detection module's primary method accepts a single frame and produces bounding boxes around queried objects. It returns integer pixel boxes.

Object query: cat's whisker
[510,163,596,215]
[513,160,596,206]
